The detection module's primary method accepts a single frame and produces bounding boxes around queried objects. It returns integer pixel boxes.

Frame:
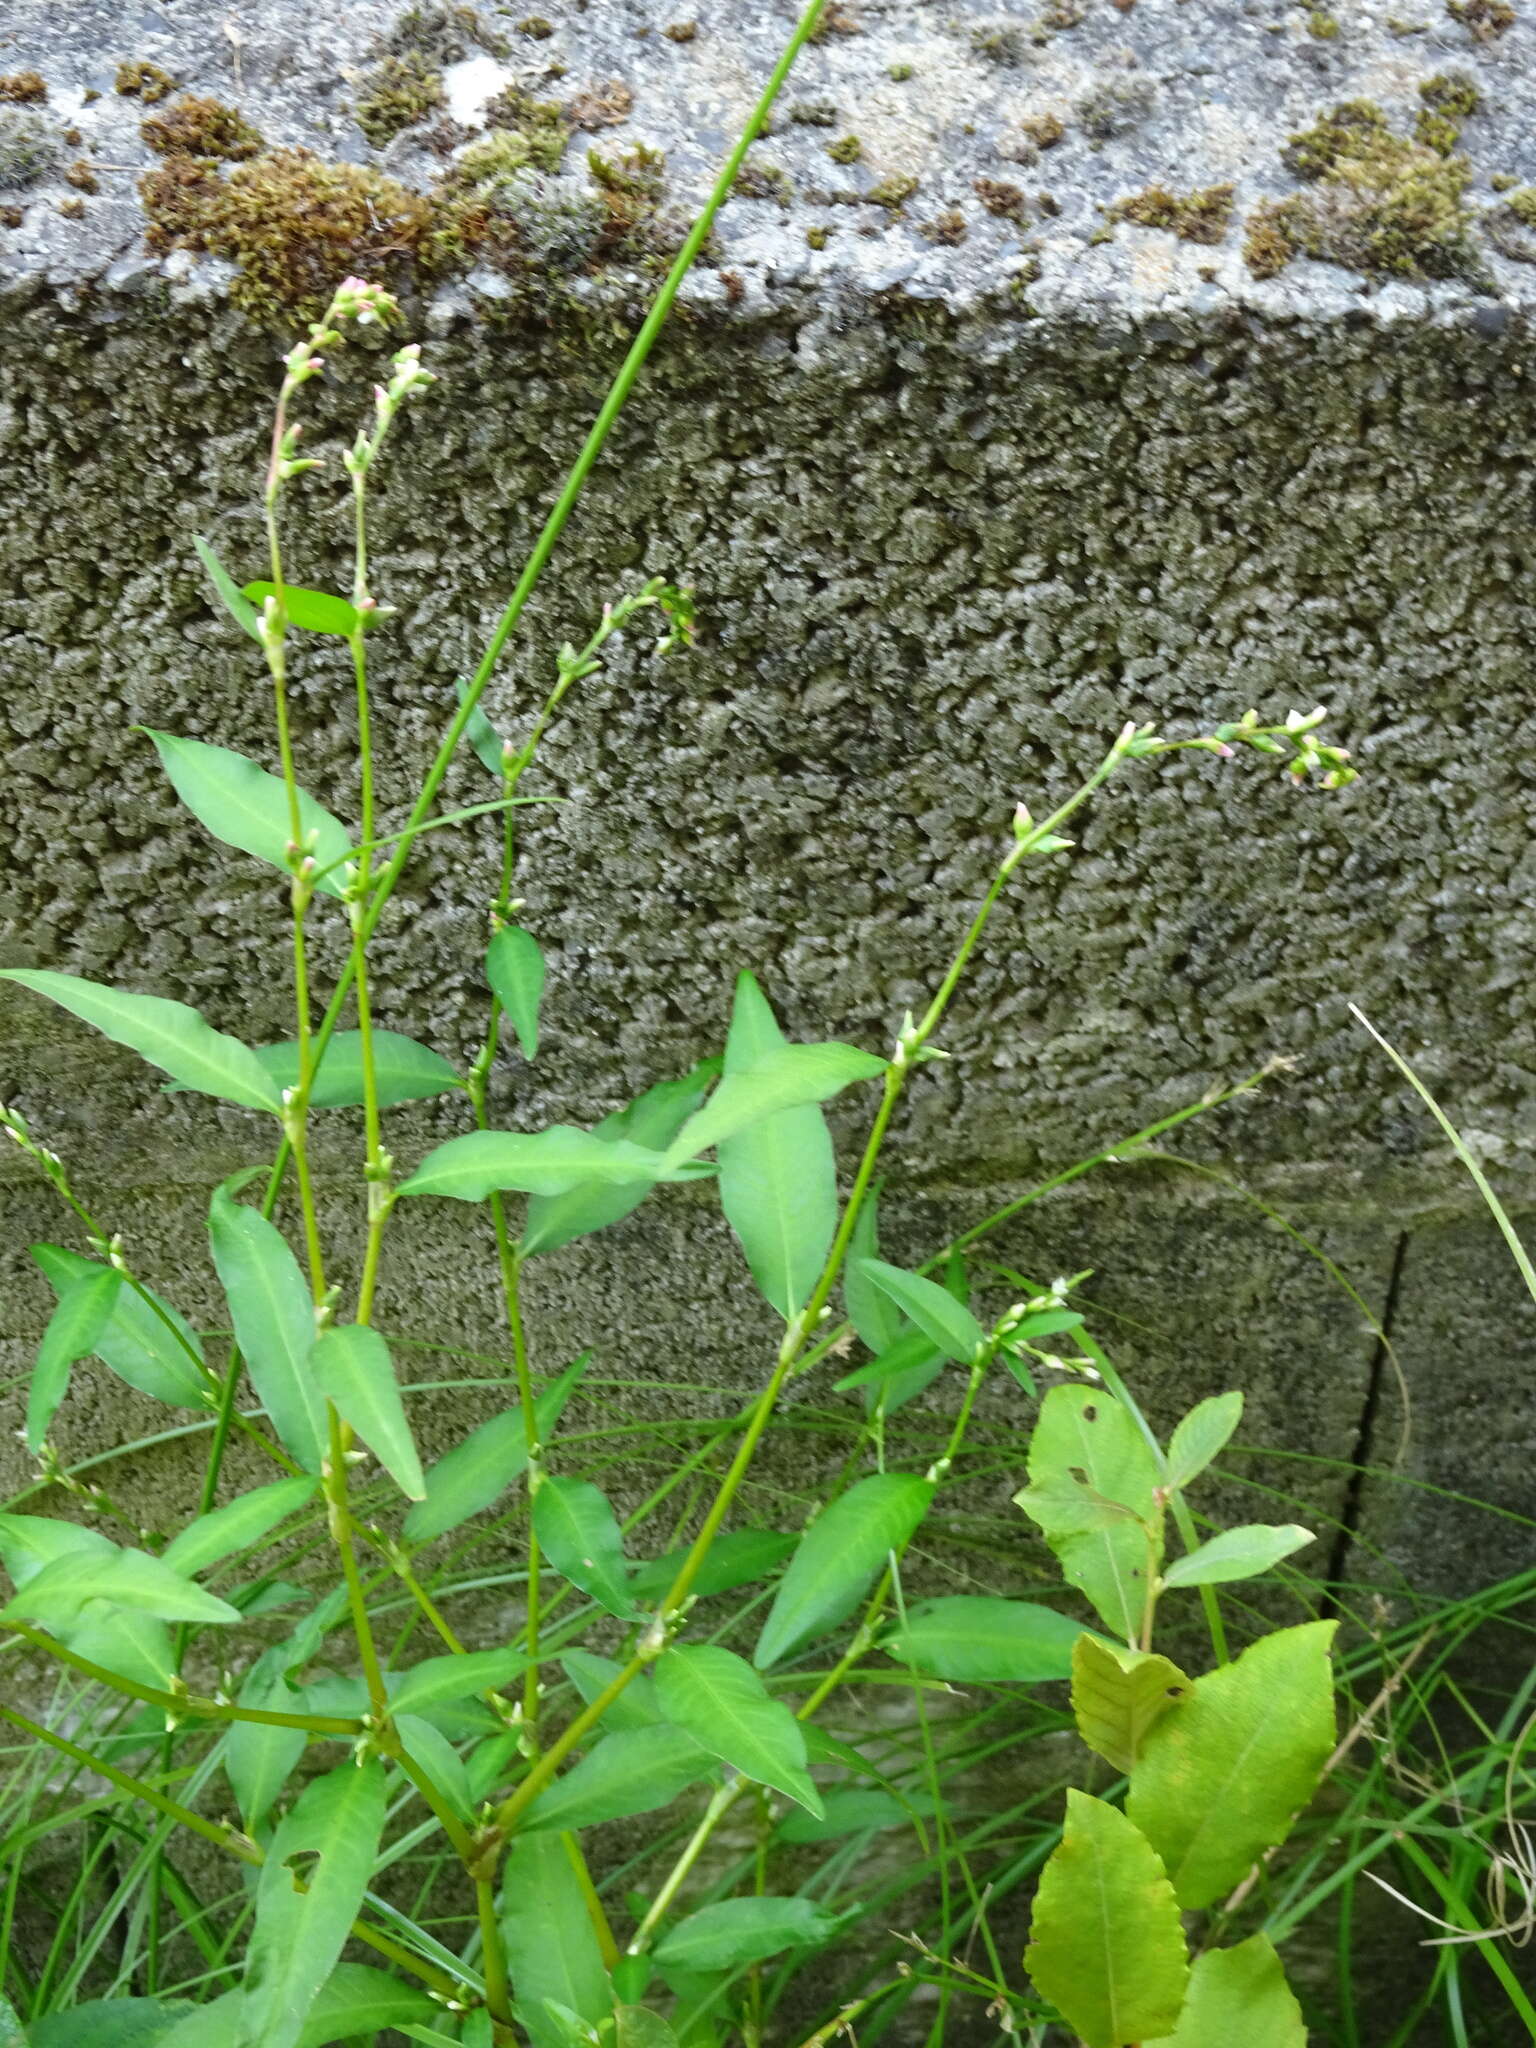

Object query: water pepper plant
[0,11,1367,2045]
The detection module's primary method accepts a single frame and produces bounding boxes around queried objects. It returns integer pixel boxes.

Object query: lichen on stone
[0,109,59,189]
[1248,98,1481,282]
[1074,76,1156,139]
[1108,182,1234,244]
[142,95,264,163]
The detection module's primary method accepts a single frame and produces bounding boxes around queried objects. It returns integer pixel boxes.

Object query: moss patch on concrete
[1108,182,1234,244]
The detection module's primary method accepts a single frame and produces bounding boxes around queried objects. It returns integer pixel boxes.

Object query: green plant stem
[628,1782,741,1952]
[325,1402,390,1720]
[476,1874,515,2033]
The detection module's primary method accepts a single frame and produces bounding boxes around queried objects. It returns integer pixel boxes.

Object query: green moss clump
[1108,182,1234,243]
[0,72,47,105]
[517,15,555,34]
[1074,77,1156,139]
[888,61,914,80]
[735,157,794,205]
[789,98,838,125]
[1446,0,1515,35]
[1307,10,1340,36]
[142,95,264,163]
[142,147,433,321]
[1414,70,1481,152]
[805,222,830,248]
[116,61,176,102]
[355,50,445,146]
[970,22,1027,63]
[867,171,919,211]
[483,84,569,171]
[1251,99,1480,280]
[1507,186,1536,224]
[384,5,508,62]
[0,109,58,188]
[827,134,862,164]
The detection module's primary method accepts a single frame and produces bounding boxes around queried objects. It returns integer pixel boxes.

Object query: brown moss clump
[483,84,569,170]
[973,176,1029,224]
[663,19,698,39]
[142,95,264,163]
[355,50,446,146]
[517,14,555,34]
[920,207,967,244]
[0,72,47,105]
[64,158,98,192]
[1446,0,1515,34]
[116,61,176,103]
[1108,182,1234,244]
[142,148,432,321]
[1250,100,1480,280]
[1485,185,1536,261]
[384,5,508,61]
[565,80,633,129]
[1021,111,1065,150]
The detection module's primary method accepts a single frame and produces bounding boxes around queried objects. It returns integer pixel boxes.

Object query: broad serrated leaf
[140,730,353,899]
[661,1039,887,1170]
[402,1356,586,1545]
[488,925,546,1061]
[209,1183,327,1471]
[628,1528,795,1603]
[243,1030,460,1109]
[239,1759,386,2048]
[1,970,281,1111]
[399,1126,710,1203]
[1165,1391,1243,1491]
[242,580,360,636]
[1024,1791,1189,2048]
[1146,1933,1305,2048]
[534,1474,635,1617]
[194,533,263,642]
[389,1644,530,1717]
[160,1475,321,1578]
[456,675,508,778]
[1127,1621,1338,1908]
[310,1324,424,1500]
[524,1725,716,1833]
[882,1596,1085,1684]
[755,1472,933,1669]
[501,1832,613,2048]
[1162,1523,1314,1588]
[654,1646,822,1815]
[31,1244,205,1409]
[1071,1635,1192,1774]
[0,1545,240,1628]
[1015,1384,1163,1643]
[26,1264,122,1452]
[522,1059,721,1258]
[653,1897,840,1973]
[853,1257,986,1365]
[716,971,837,1320]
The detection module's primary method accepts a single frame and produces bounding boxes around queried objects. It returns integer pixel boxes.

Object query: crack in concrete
[1323,1229,1410,1621]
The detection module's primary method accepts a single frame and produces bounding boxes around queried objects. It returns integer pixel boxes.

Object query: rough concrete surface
[0,0,1534,2035]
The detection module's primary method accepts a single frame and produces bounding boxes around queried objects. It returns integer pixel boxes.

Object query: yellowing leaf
[1146,1934,1305,2047]
[1071,1635,1193,1774]
[1024,1790,1189,2048]
[1015,1385,1162,1643]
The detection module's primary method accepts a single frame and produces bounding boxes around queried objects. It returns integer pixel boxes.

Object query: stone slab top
[0,0,1533,327]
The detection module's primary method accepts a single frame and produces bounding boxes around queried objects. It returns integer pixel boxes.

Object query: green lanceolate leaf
[562,1650,664,1733]
[0,1513,111,1586]
[776,1787,931,1843]
[715,970,838,1320]
[522,1058,721,1258]
[301,1964,440,2046]
[242,580,361,636]
[755,1472,934,1669]
[0,1545,241,1628]
[854,1258,987,1365]
[397,1713,475,1820]
[501,1831,613,2048]
[654,1646,822,1816]
[833,1324,946,1415]
[140,730,353,899]
[487,925,546,1061]
[882,1596,1086,1684]
[1146,1934,1305,2048]
[1015,1384,1163,1643]
[389,1645,531,1717]
[0,1517,171,1686]
[238,1759,386,2048]
[661,1038,888,1170]
[456,675,508,778]
[1164,1390,1243,1491]
[195,533,263,642]
[1163,1523,1314,1588]
[629,1528,795,1603]
[653,1897,841,1973]
[1024,1790,1189,2048]
[1071,1635,1192,1774]
[843,1188,902,1354]
[310,1324,425,1500]
[524,1725,716,1833]
[31,1245,205,1409]
[1127,1621,1338,1908]
[243,1030,460,1109]
[209,1182,327,1470]
[403,1355,587,1545]
[534,1474,635,1617]
[27,1998,194,2047]
[0,970,281,1111]
[161,1475,321,1578]
[399,1126,711,1203]
[225,1647,306,1828]
[26,1264,122,1452]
